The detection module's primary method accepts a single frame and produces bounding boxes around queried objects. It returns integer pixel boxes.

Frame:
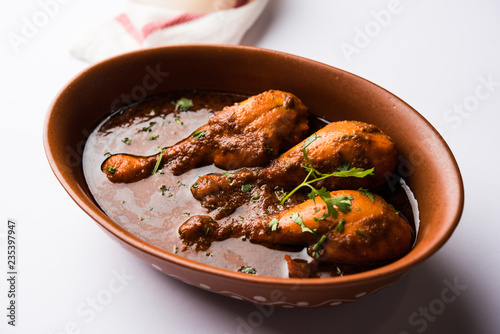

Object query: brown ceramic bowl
[43,45,464,308]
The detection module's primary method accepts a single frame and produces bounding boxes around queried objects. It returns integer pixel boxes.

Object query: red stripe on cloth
[142,12,206,39]
[115,13,144,44]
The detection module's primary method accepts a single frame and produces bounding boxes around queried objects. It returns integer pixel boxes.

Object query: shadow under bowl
[43,45,464,308]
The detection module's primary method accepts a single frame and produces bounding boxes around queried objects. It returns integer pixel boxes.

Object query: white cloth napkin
[70,0,268,63]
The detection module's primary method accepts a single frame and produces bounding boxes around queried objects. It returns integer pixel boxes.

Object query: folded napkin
[71,0,268,63]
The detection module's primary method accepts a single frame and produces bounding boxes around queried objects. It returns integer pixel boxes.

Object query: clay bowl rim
[43,44,464,289]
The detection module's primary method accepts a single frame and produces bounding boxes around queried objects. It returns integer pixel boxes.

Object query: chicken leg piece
[101,90,309,183]
[192,120,399,217]
[179,189,413,266]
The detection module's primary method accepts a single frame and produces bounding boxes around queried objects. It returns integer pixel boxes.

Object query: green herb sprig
[192,130,206,139]
[238,266,256,275]
[311,234,327,259]
[152,147,166,175]
[279,148,374,206]
[172,97,193,112]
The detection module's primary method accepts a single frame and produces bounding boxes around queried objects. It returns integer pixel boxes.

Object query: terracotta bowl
[43,45,464,308]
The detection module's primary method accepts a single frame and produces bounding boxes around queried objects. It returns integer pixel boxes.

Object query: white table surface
[1,1,499,333]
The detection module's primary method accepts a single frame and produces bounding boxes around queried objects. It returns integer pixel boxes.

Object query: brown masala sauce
[83,91,417,278]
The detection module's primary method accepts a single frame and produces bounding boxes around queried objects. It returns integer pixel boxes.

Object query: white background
[1,0,500,333]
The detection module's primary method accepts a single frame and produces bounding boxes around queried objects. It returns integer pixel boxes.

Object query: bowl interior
[44,45,464,301]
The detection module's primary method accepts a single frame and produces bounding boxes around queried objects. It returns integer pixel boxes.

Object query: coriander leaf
[338,162,350,172]
[278,189,287,203]
[341,133,356,139]
[308,186,331,203]
[174,115,183,125]
[333,166,375,178]
[151,147,165,175]
[222,172,234,178]
[140,122,156,132]
[358,188,375,202]
[302,133,320,148]
[279,148,374,205]
[269,218,279,231]
[336,219,345,233]
[313,212,328,222]
[172,97,194,111]
[148,135,159,141]
[302,148,314,169]
[322,197,339,218]
[250,194,260,202]
[331,195,354,213]
[241,184,252,193]
[160,185,169,195]
[355,229,367,237]
[122,137,131,145]
[290,213,315,235]
[107,166,116,174]
[322,195,354,218]
[311,234,327,259]
[192,130,206,139]
[238,266,256,275]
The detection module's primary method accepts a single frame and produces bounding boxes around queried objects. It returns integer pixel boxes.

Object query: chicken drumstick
[179,189,413,267]
[101,90,309,183]
[191,120,399,218]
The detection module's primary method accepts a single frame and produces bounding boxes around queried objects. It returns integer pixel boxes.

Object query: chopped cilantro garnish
[277,189,287,203]
[266,146,274,153]
[148,135,159,141]
[322,195,354,218]
[389,204,401,215]
[302,133,320,148]
[107,166,116,174]
[250,194,260,202]
[190,182,198,189]
[290,213,315,235]
[151,147,165,175]
[172,97,194,111]
[222,172,234,178]
[238,266,256,275]
[174,115,183,125]
[269,218,279,231]
[355,229,367,237]
[122,137,131,145]
[358,188,375,202]
[341,133,356,139]
[140,122,156,132]
[241,184,252,193]
[336,219,345,233]
[192,130,206,139]
[160,185,169,195]
[334,164,374,178]
[311,234,327,259]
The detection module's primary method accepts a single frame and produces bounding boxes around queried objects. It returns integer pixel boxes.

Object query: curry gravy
[83,91,417,278]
